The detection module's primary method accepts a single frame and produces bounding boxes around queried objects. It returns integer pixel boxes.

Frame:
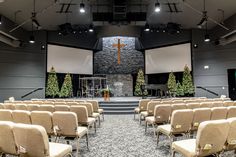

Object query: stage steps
[99,101,138,114]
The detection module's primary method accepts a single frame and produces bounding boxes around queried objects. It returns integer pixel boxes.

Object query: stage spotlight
[80,3,85,13]
[89,24,94,32]
[204,34,210,42]
[29,35,35,44]
[155,1,161,12]
[144,23,150,32]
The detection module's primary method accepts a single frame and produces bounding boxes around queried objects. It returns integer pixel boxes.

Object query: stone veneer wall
[106,74,133,96]
[94,36,144,74]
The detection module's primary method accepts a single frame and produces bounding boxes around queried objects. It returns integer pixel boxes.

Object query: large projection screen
[47,44,93,74]
[145,43,191,74]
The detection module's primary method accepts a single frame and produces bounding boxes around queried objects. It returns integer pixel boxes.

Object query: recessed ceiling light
[204,34,210,42]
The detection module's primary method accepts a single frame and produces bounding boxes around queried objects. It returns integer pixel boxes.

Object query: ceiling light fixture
[144,23,150,32]
[0,15,2,25]
[29,35,35,44]
[80,2,85,13]
[155,0,161,12]
[204,21,210,42]
[89,24,94,32]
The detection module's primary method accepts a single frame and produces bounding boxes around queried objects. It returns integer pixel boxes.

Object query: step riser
[100,101,138,114]
[103,108,135,111]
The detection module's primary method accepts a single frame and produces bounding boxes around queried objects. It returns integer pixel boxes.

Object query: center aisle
[79,114,170,157]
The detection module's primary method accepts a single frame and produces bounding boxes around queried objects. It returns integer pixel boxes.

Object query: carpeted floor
[76,115,234,157]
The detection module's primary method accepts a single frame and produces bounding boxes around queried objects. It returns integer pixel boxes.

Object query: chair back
[39,105,55,113]
[31,111,53,135]
[212,101,223,107]
[13,124,50,157]
[87,100,99,112]
[139,99,150,112]
[192,108,211,130]
[79,103,93,117]
[27,104,39,111]
[171,109,193,134]
[225,118,236,150]
[147,101,159,116]
[227,106,236,118]
[154,105,172,123]
[70,106,88,124]
[196,120,229,156]
[15,104,27,110]
[171,103,187,112]
[200,102,213,108]
[12,110,31,124]
[186,103,200,109]
[211,107,228,120]
[52,111,78,137]
[0,109,13,121]
[0,121,18,155]
[223,101,234,107]
[54,105,70,111]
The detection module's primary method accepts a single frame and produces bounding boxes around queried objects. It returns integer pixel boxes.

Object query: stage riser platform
[99,101,138,114]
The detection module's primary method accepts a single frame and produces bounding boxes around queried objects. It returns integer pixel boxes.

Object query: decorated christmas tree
[60,73,73,98]
[134,69,148,96]
[167,72,177,97]
[46,67,59,98]
[182,65,195,96]
[176,82,184,97]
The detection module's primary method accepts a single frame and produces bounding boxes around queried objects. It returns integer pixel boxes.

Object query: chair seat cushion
[76,126,88,138]
[172,139,196,157]
[92,112,100,118]
[98,108,103,113]
[146,116,155,123]
[140,111,148,117]
[157,124,171,136]
[87,117,96,125]
[134,107,140,113]
[49,142,72,157]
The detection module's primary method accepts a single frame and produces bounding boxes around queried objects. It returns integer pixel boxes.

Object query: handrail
[21,88,43,98]
[196,86,219,96]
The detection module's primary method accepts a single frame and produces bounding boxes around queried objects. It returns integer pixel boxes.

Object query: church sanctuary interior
[1,0,236,156]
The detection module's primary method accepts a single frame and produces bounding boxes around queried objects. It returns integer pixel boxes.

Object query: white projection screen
[145,43,191,74]
[47,44,93,74]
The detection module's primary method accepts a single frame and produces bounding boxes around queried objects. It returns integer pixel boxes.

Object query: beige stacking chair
[3,103,15,110]
[54,102,67,106]
[27,104,40,111]
[140,101,159,124]
[70,106,96,133]
[191,108,211,131]
[13,123,72,157]
[31,111,54,135]
[87,100,104,121]
[186,103,200,109]
[171,103,187,112]
[134,99,150,120]
[161,100,172,105]
[211,107,228,120]
[15,104,28,110]
[80,102,101,126]
[173,100,184,104]
[157,109,194,146]
[0,109,13,121]
[145,105,172,136]
[52,112,89,154]
[12,110,31,124]
[212,101,223,107]
[171,120,230,157]
[39,105,55,113]
[200,102,213,108]
[223,101,234,107]
[0,121,18,156]
[0,103,4,109]
[224,118,236,151]
[66,102,78,106]
[55,105,70,111]
[227,106,236,118]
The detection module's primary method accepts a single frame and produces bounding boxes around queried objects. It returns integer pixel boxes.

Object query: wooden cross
[112,38,126,64]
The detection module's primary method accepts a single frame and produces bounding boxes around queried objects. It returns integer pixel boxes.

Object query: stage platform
[77,97,146,114]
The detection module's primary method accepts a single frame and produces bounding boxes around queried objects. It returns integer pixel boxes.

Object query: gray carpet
[76,115,234,157]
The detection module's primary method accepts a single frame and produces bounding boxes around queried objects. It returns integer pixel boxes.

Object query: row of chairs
[134,99,230,120]
[1,101,103,126]
[0,110,90,156]
[137,100,234,123]
[0,121,72,157]
[3,99,104,121]
[171,118,236,157]
[156,107,236,146]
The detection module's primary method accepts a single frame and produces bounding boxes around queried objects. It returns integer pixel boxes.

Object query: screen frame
[144,41,193,75]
